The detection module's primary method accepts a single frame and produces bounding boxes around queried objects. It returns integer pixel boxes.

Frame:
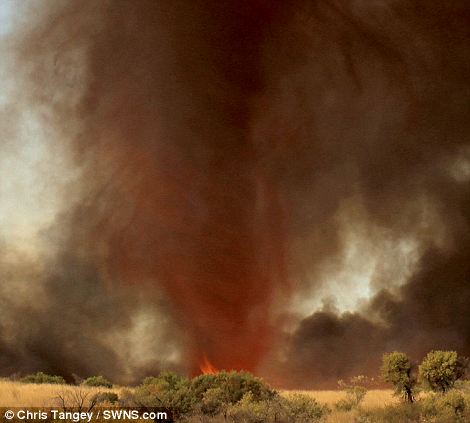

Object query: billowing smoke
[255,1,470,387]
[0,0,469,387]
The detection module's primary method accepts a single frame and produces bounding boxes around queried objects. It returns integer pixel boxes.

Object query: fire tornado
[0,0,469,387]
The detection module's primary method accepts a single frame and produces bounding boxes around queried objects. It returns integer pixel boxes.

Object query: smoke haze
[0,1,469,387]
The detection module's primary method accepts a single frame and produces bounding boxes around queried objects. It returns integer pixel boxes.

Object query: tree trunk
[405,387,414,403]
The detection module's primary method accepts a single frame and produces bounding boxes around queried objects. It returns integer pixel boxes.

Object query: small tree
[336,375,369,410]
[419,350,466,393]
[381,352,416,403]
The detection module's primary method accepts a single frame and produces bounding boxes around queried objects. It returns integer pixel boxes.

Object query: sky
[0,0,15,36]
[0,1,75,255]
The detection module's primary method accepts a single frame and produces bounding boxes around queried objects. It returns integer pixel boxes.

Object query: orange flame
[200,354,218,375]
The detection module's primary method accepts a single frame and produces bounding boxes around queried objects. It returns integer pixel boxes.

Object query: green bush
[355,390,470,423]
[128,370,331,421]
[133,372,193,416]
[355,403,422,423]
[92,391,119,404]
[117,389,137,407]
[132,370,276,419]
[83,375,113,388]
[421,390,467,419]
[226,392,329,423]
[200,387,230,416]
[334,397,356,412]
[439,390,466,415]
[454,379,470,393]
[142,371,187,389]
[20,372,66,385]
[190,371,275,405]
[226,392,281,423]
[282,393,329,422]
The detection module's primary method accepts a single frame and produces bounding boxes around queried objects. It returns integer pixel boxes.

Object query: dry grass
[0,379,397,422]
[1,379,397,409]
[282,389,399,422]
[282,389,397,408]
[0,380,122,407]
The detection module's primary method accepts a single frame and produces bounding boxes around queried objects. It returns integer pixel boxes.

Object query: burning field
[0,0,469,393]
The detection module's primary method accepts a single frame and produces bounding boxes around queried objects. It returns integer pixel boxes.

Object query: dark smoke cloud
[0,228,184,384]
[277,221,470,388]
[256,1,470,387]
[0,0,469,387]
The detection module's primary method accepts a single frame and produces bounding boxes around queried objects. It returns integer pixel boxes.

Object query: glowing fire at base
[200,355,218,375]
